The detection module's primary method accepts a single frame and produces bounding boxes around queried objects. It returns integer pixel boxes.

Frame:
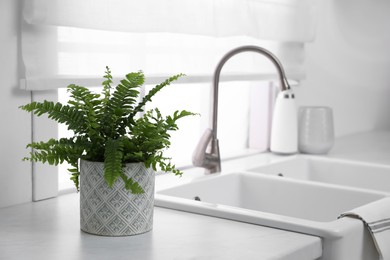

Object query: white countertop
[1,131,389,260]
[0,193,321,260]
[327,131,390,165]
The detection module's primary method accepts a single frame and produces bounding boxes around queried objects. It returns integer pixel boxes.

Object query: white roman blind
[21,0,319,90]
[24,0,318,39]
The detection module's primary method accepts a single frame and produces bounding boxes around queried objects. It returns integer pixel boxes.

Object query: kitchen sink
[248,156,390,192]
[156,171,385,223]
[155,166,388,259]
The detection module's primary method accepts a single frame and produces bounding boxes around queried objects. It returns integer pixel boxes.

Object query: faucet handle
[192,128,213,167]
[192,128,221,173]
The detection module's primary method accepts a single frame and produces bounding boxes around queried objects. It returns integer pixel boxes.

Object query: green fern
[20,101,87,134]
[20,67,197,193]
[128,73,184,121]
[24,137,86,166]
[102,66,113,104]
[103,138,124,187]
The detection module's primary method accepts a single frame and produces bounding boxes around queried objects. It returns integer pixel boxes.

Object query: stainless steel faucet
[192,45,292,174]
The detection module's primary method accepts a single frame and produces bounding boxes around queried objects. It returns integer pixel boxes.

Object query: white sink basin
[156,172,384,223]
[248,156,390,192]
[155,171,388,260]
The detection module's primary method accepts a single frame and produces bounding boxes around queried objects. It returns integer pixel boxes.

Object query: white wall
[297,0,390,137]
[0,0,32,208]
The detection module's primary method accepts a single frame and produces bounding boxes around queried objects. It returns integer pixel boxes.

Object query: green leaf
[67,84,103,141]
[102,66,113,105]
[24,137,86,167]
[104,138,124,187]
[20,101,87,134]
[125,178,144,194]
[101,71,144,138]
[127,73,185,121]
[69,163,80,192]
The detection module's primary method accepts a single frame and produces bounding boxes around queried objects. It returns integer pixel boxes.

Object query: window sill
[20,72,303,91]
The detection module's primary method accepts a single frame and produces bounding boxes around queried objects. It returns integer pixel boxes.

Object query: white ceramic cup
[298,106,334,154]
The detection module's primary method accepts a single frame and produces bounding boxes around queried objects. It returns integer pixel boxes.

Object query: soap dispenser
[270,88,298,154]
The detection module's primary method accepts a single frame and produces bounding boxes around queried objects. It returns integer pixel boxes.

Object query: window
[21,0,319,199]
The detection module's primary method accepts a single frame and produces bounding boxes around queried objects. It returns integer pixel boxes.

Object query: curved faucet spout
[192,45,294,174]
[212,45,290,138]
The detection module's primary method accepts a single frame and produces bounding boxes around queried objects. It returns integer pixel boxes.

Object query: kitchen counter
[2,131,389,260]
[0,192,322,260]
[327,131,390,165]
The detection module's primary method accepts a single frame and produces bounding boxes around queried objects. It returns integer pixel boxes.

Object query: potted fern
[20,67,195,236]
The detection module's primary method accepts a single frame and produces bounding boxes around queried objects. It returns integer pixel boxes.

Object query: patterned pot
[79,159,155,236]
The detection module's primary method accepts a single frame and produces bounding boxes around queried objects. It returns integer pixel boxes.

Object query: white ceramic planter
[79,160,155,236]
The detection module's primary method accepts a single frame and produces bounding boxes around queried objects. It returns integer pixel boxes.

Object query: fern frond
[130,111,169,154]
[102,71,144,137]
[130,109,197,153]
[67,84,103,141]
[102,66,113,104]
[68,162,80,191]
[127,73,185,122]
[23,137,87,191]
[23,139,61,165]
[104,138,124,188]
[24,137,87,166]
[145,151,182,177]
[120,173,144,194]
[20,101,87,134]
[67,84,101,106]
[166,110,198,131]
